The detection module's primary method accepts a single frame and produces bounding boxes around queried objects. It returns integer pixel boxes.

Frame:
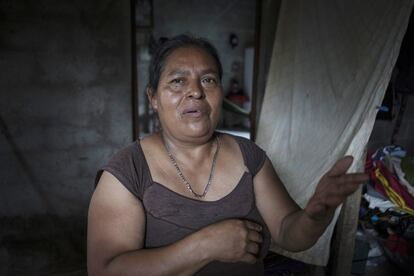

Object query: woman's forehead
[162,47,219,73]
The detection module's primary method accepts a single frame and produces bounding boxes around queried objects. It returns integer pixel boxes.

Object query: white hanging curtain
[256,0,413,266]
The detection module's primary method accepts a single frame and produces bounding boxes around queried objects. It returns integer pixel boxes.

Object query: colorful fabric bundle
[366,146,414,215]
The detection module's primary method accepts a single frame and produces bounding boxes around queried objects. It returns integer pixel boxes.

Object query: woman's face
[149,46,223,142]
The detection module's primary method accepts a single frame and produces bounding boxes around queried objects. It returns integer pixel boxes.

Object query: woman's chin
[182,122,216,139]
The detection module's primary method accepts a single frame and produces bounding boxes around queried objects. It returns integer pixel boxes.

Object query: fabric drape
[256,0,414,265]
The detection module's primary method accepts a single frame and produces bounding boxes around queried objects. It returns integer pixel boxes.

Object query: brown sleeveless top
[96,134,270,275]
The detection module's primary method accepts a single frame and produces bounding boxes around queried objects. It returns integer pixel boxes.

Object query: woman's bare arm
[88,171,263,276]
[254,157,368,252]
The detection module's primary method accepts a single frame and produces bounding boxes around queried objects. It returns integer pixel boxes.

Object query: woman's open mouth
[182,109,202,117]
[181,107,207,118]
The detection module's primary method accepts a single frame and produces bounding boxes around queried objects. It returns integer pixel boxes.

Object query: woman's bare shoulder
[217,133,246,168]
[139,133,163,154]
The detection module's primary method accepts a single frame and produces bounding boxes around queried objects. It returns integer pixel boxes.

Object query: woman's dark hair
[148,34,223,92]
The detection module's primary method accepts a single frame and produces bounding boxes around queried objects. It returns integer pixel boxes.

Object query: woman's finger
[247,230,263,243]
[244,221,262,232]
[327,180,361,196]
[327,156,353,177]
[240,253,257,264]
[245,242,260,255]
[334,173,369,185]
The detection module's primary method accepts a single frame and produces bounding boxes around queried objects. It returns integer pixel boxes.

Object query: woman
[87,35,368,275]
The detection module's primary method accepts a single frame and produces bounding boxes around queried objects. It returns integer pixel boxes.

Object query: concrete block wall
[0,0,132,216]
[0,0,132,273]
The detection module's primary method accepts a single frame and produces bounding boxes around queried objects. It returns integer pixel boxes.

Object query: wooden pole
[130,0,139,140]
[250,0,262,141]
[328,185,362,276]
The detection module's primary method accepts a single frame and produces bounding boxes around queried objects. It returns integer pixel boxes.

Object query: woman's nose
[186,81,204,99]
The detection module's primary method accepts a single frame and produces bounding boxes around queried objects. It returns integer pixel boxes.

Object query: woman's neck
[159,131,218,162]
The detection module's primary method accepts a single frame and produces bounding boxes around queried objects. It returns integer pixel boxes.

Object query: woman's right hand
[200,219,263,264]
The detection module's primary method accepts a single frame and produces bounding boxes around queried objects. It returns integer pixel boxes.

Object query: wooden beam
[250,0,262,141]
[130,0,139,140]
[328,185,362,276]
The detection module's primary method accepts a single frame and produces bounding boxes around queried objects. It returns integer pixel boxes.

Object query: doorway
[132,0,259,139]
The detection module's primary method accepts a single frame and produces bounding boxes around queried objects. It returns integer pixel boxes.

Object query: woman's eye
[202,78,217,85]
[171,78,184,84]
[169,79,185,90]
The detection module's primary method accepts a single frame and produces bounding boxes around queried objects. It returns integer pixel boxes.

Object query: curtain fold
[256,0,414,265]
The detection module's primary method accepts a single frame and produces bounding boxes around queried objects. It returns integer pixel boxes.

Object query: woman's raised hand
[200,219,263,264]
[305,156,369,222]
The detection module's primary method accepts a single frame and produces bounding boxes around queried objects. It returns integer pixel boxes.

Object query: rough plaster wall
[152,0,256,94]
[0,0,132,216]
[0,0,132,273]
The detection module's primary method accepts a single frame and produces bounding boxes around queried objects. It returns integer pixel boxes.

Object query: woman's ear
[146,87,158,111]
